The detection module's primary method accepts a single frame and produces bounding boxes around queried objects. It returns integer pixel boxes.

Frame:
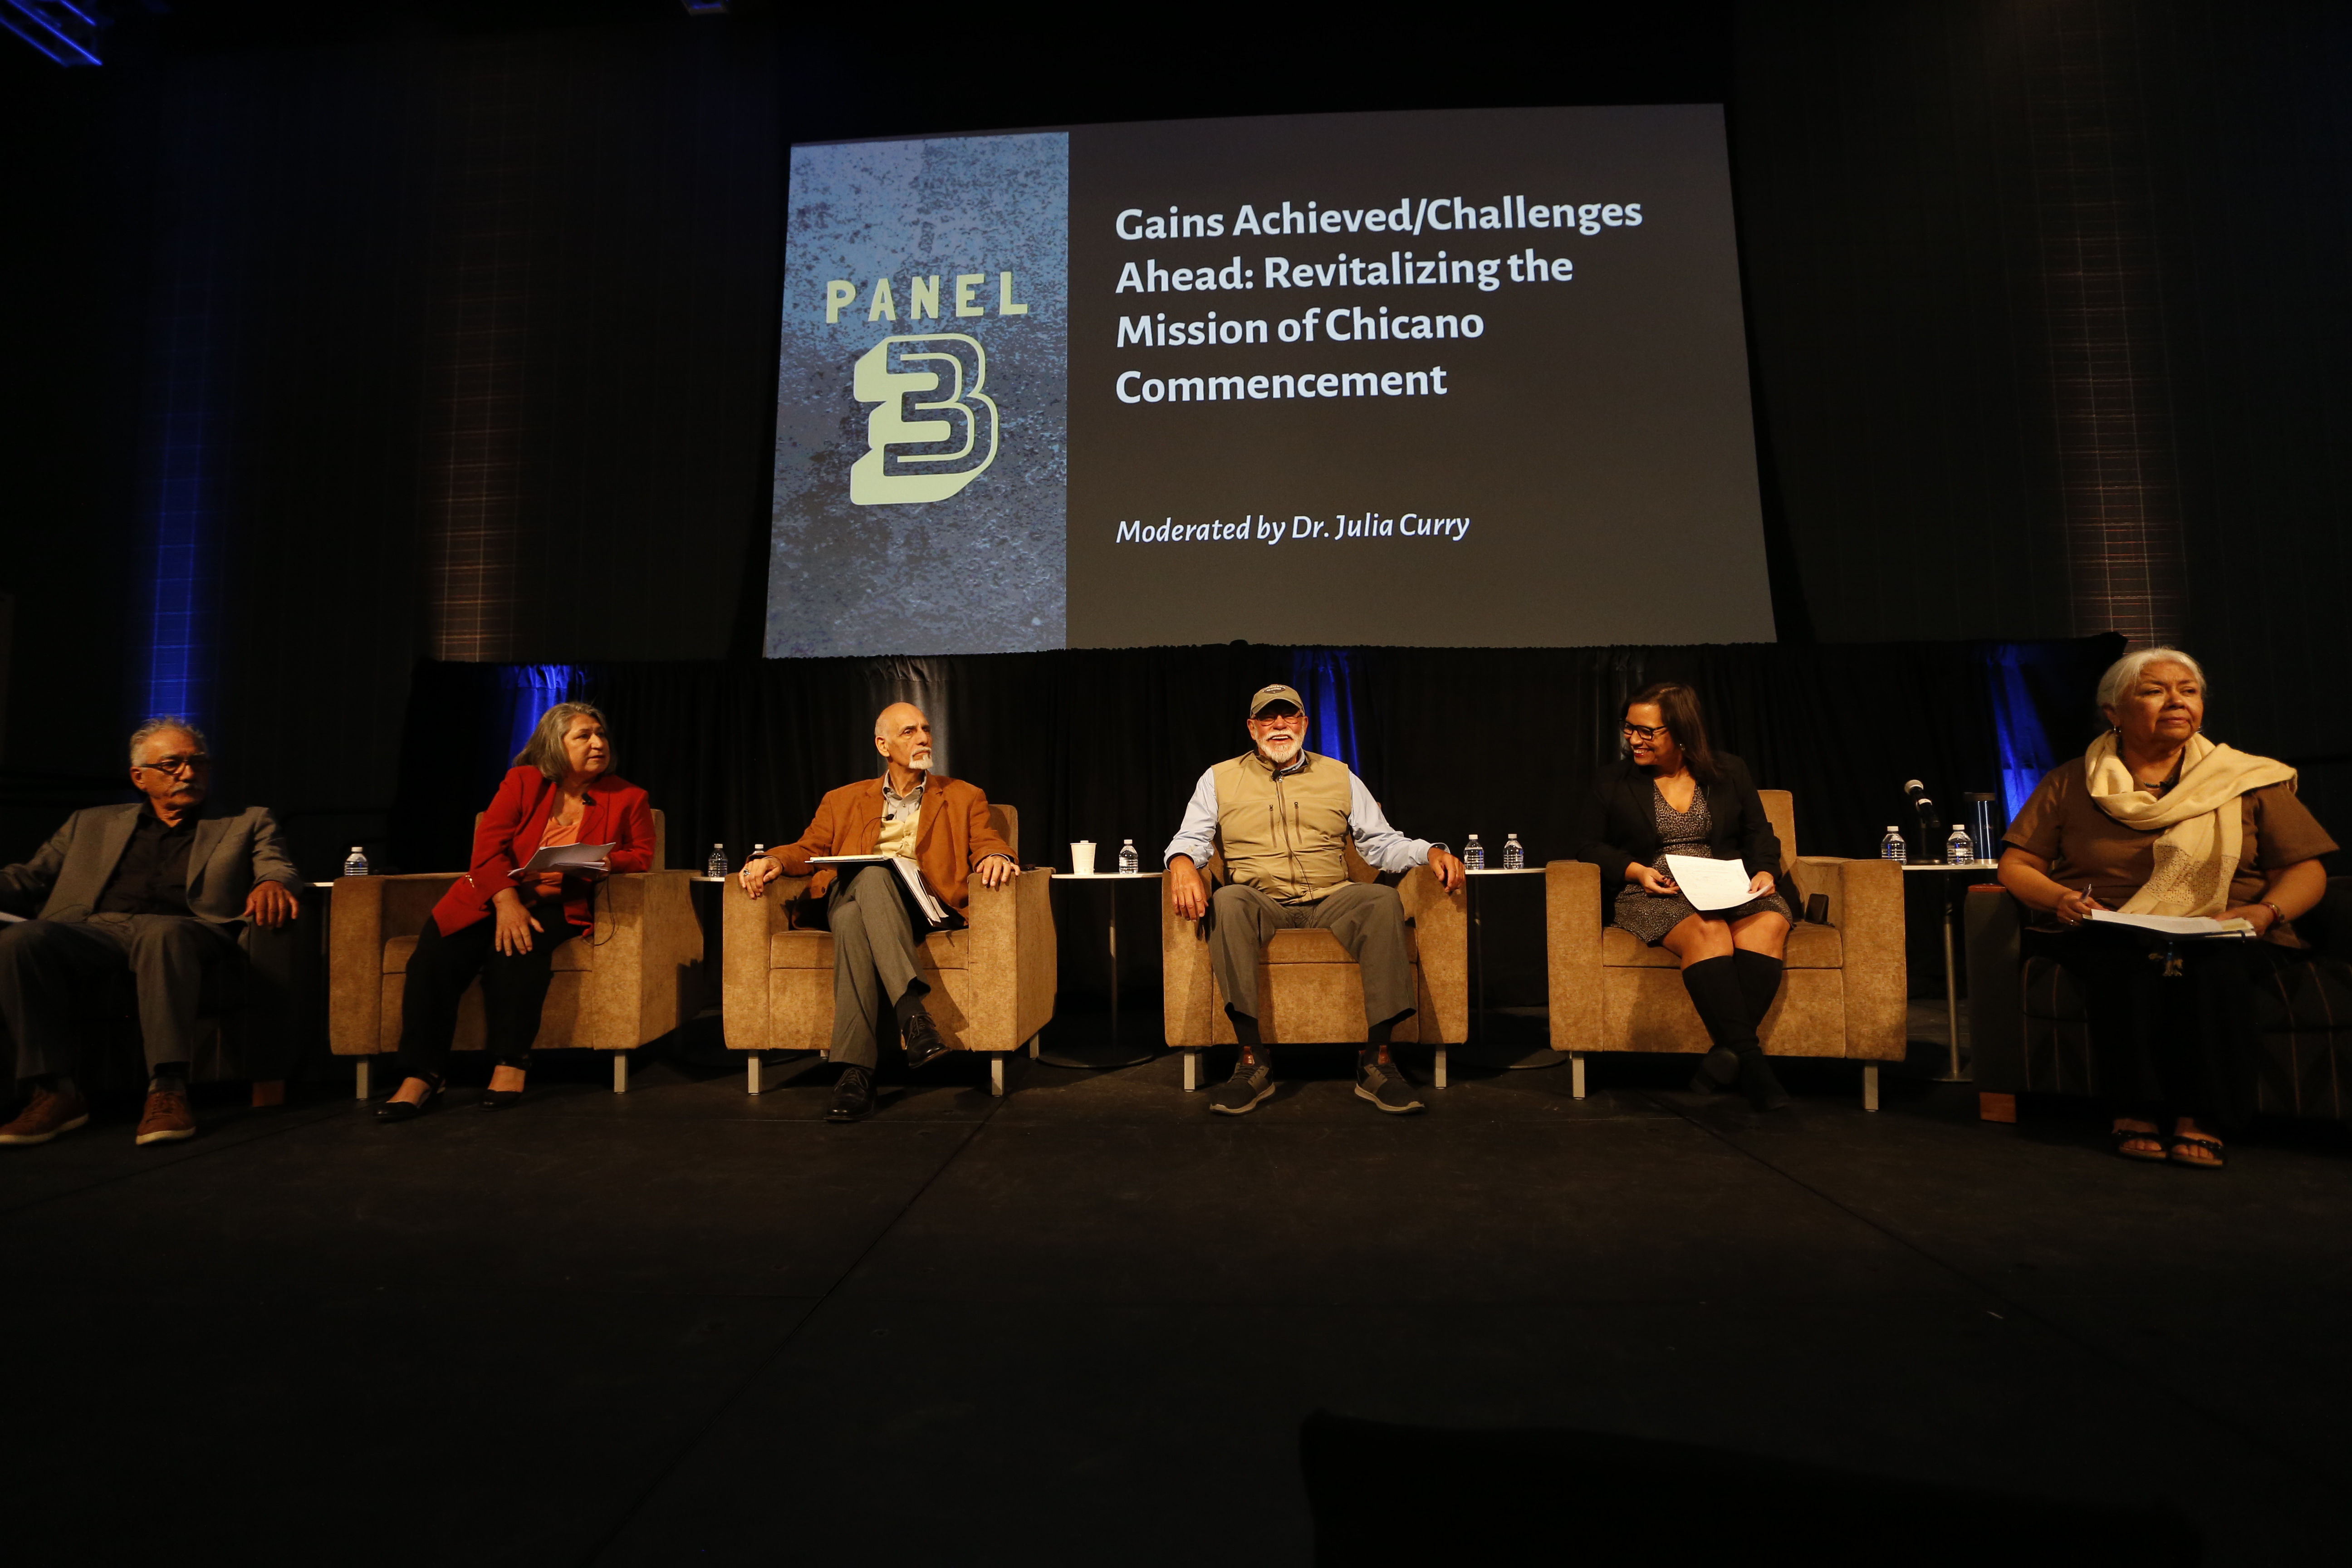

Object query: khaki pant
[1206,881,1415,1033]
[826,866,931,1070]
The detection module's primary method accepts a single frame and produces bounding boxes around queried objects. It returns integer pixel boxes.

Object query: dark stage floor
[5,1029,2348,1565]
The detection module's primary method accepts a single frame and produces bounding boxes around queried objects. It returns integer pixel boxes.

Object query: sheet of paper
[0,909,22,924]
[1663,854,1758,913]
[807,854,894,865]
[509,841,616,880]
[2087,909,2254,938]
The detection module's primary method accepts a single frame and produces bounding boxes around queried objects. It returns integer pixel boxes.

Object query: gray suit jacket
[0,803,301,926]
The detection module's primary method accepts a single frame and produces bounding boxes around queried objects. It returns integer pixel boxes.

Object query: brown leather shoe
[135,1089,196,1146]
[0,1087,91,1146]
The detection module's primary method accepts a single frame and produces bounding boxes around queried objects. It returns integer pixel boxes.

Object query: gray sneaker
[1209,1058,1274,1115]
[1355,1062,1426,1115]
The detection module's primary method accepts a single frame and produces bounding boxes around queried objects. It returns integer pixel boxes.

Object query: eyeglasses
[1620,724,1671,742]
[136,754,211,776]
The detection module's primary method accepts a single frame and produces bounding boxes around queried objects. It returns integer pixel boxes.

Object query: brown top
[2004,756,2336,910]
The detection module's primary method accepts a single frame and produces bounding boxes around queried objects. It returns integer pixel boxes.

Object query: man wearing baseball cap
[1164,684,1466,1115]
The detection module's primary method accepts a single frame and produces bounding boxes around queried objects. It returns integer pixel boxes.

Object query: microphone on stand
[1903,779,1950,858]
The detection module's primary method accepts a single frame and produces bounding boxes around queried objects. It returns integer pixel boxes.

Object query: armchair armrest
[2293,876,2352,964]
[578,871,701,1049]
[1544,861,1603,1052]
[1398,864,1469,1044]
[1803,856,1905,1060]
[1162,865,1218,1048]
[1964,884,2026,1090]
[722,874,803,1054]
[964,867,1056,1052]
[327,873,457,1057]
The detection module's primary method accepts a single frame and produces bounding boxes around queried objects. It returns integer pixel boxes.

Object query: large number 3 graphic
[849,334,1000,505]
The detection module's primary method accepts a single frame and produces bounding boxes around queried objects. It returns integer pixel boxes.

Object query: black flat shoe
[479,1089,524,1111]
[375,1075,446,1123]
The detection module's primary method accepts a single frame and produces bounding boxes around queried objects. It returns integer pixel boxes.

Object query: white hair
[2095,647,2209,716]
[128,715,207,765]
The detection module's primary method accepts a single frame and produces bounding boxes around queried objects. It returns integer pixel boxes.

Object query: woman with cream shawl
[1997,648,2335,1169]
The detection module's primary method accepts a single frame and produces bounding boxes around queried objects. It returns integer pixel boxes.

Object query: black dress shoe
[902,1011,951,1072]
[827,1065,876,1123]
[375,1075,445,1123]
[480,1089,524,1111]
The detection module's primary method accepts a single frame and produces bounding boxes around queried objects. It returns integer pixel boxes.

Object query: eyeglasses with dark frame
[135,754,211,776]
[1619,723,1671,742]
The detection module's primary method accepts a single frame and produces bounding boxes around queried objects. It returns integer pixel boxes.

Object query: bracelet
[2262,901,2286,928]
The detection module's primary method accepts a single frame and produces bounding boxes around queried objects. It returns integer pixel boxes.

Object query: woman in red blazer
[378,703,657,1120]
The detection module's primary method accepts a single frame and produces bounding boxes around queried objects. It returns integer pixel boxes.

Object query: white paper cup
[1070,841,1097,875]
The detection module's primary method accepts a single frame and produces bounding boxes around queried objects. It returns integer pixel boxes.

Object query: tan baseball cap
[1249,683,1305,717]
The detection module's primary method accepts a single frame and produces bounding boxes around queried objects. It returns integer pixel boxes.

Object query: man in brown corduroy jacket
[740,703,1015,1121]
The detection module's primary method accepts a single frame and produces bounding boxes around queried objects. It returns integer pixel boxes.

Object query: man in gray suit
[0,717,301,1147]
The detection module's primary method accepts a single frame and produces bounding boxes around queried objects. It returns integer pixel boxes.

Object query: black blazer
[1572,753,1783,884]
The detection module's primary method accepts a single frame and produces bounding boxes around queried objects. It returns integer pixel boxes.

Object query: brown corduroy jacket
[771,773,1014,918]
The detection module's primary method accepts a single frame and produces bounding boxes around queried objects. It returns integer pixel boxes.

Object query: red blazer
[429,766,657,937]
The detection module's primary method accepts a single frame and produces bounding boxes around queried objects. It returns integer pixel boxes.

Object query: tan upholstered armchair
[328,811,702,1097]
[1161,839,1469,1092]
[720,804,1055,1097]
[1545,789,1906,1107]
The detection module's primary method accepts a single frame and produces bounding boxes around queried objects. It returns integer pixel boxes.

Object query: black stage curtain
[391,637,2123,882]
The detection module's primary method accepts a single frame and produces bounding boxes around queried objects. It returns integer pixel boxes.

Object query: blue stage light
[1,0,105,66]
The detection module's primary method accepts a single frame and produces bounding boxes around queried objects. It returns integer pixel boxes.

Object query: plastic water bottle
[1118,839,1140,875]
[706,843,729,879]
[1502,833,1525,870]
[1945,823,1974,866]
[1463,834,1485,871]
[342,845,369,877]
[1879,826,1907,864]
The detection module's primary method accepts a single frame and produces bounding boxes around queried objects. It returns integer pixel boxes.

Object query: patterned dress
[1611,781,1793,945]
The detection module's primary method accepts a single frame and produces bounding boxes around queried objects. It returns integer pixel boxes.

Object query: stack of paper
[2087,910,2254,937]
[809,854,950,926]
[1662,854,1759,912]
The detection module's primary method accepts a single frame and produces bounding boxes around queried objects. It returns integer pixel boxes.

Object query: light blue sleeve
[1164,768,1220,868]
[1348,773,1439,873]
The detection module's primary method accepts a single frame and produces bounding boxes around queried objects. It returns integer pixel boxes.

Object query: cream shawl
[2083,731,2296,917]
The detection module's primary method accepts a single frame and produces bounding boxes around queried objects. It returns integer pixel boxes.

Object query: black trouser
[394,914,582,1080]
[2027,922,2273,1128]
[0,913,242,1081]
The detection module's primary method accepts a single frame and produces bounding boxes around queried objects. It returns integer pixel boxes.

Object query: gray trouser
[1206,881,1416,1034]
[827,866,931,1070]
[0,913,241,1081]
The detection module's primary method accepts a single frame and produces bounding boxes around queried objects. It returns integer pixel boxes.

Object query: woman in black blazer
[1573,681,1794,1109]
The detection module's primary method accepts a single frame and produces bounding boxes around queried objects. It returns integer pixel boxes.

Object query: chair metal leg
[1183,1048,1200,1093]
[1434,1047,1448,1089]
[990,1055,1005,1097]
[1571,1051,1587,1100]
[747,1057,762,1096]
[1862,1063,1880,1112]
[354,1058,371,1101]
[1029,1033,1039,1059]
[613,1054,629,1094]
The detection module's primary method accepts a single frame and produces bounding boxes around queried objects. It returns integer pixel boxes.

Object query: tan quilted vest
[1211,749,1355,903]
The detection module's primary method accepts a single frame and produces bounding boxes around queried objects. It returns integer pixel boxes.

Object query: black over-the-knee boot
[1682,955,1790,1110]
[1731,949,1785,1028]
